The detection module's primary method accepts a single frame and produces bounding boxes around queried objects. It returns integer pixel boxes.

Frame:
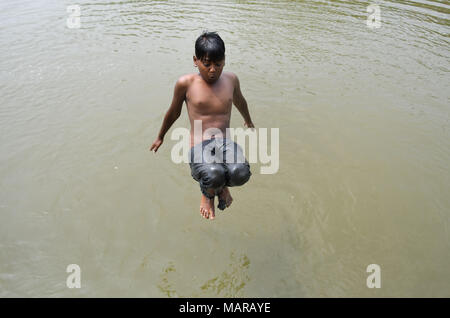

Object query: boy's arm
[232,73,254,128]
[150,76,189,153]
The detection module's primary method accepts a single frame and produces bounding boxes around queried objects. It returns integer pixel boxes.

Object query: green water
[0,0,449,297]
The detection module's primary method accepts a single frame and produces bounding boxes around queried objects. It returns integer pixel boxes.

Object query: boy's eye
[203,62,221,67]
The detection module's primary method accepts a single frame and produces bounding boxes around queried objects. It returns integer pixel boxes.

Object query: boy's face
[193,56,225,84]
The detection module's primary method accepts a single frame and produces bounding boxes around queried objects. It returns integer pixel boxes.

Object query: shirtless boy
[150,31,254,220]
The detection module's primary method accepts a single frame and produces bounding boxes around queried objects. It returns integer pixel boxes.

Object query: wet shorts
[188,137,251,201]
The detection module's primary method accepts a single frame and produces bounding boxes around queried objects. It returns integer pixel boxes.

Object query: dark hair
[195,31,225,62]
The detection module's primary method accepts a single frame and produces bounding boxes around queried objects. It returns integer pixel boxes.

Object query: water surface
[0,0,449,297]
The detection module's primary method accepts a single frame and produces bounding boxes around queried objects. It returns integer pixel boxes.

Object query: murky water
[0,0,449,297]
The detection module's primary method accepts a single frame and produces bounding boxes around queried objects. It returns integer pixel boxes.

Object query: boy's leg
[189,161,227,219]
[200,188,217,219]
[216,161,250,211]
[224,162,251,186]
[216,140,252,210]
[223,140,252,187]
[188,138,232,218]
[217,186,233,210]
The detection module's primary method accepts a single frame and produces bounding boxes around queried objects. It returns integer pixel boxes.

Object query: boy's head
[193,31,225,84]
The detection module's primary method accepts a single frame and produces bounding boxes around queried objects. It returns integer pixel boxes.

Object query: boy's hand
[244,121,255,129]
[150,137,163,153]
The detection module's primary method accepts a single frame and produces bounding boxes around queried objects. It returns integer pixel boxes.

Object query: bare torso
[185,72,235,147]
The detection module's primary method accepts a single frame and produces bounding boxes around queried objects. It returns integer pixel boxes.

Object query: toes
[200,202,215,220]
[200,207,208,219]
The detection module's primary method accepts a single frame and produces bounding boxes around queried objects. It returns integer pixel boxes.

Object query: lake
[0,0,449,297]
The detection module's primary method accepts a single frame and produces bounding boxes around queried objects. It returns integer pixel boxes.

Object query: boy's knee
[226,163,251,187]
[201,164,226,189]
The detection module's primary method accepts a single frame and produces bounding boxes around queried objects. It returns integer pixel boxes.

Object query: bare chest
[186,80,233,115]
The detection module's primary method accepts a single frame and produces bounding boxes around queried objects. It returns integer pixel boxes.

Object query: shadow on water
[0,0,449,297]
[158,252,251,297]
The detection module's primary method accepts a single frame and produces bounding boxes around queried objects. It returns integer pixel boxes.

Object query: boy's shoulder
[175,72,239,88]
[176,73,197,87]
[222,71,238,79]
[221,71,239,83]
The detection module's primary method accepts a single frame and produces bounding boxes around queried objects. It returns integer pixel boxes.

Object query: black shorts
[188,137,251,199]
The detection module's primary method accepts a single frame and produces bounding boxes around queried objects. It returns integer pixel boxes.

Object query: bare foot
[218,187,233,210]
[200,194,215,220]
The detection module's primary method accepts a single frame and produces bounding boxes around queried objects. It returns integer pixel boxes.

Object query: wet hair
[195,31,225,62]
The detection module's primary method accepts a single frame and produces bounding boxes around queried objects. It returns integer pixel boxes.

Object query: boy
[150,31,254,220]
